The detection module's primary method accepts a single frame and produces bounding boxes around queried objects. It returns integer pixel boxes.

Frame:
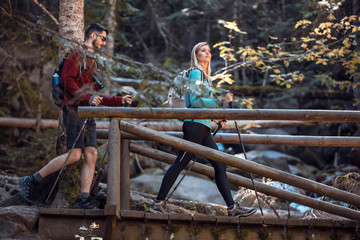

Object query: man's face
[92,30,107,51]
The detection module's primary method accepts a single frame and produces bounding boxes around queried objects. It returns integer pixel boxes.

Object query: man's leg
[39,148,83,178]
[80,146,98,193]
[75,146,99,210]
[20,148,82,204]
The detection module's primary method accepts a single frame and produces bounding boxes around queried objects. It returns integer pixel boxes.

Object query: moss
[211,227,226,240]
[60,161,82,205]
[0,129,58,175]
[257,229,270,240]
[167,225,181,235]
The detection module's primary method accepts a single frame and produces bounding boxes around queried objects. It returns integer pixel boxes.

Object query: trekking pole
[90,146,109,195]
[45,117,88,204]
[166,121,223,202]
[229,102,264,217]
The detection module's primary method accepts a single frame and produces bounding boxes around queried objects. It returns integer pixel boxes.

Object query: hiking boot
[19,175,41,204]
[149,200,169,214]
[75,196,99,210]
[228,202,256,217]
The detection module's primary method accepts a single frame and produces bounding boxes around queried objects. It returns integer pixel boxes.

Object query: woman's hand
[215,119,228,128]
[222,93,233,105]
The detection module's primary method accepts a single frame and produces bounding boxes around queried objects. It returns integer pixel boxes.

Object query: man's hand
[90,95,103,106]
[122,95,134,106]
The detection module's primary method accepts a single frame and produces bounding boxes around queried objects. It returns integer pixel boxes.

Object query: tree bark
[59,0,84,57]
[57,0,84,154]
[106,0,116,57]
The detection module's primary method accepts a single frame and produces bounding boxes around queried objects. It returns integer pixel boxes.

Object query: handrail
[96,130,360,147]
[119,121,360,212]
[78,107,360,122]
[129,142,360,220]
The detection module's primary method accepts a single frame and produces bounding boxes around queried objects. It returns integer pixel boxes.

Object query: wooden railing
[78,107,360,237]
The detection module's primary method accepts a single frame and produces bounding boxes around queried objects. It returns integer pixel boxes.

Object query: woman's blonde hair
[190,42,212,83]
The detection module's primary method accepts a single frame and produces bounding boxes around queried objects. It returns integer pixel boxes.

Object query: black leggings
[156,121,235,206]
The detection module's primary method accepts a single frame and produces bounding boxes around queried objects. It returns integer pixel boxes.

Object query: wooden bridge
[37,107,360,239]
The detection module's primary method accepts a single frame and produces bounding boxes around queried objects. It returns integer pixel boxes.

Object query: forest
[0,0,360,233]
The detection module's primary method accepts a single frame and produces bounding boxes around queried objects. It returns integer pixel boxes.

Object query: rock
[130,190,227,215]
[235,150,318,178]
[130,169,233,205]
[234,182,306,212]
[0,172,20,202]
[315,166,360,184]
[0,206,38,238]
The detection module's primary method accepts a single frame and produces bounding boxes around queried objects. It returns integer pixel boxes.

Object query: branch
[0,47,24,71]
[15,71,33,116]
[31,0,59,25]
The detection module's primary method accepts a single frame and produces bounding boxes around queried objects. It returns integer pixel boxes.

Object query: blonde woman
[150,42,256,217]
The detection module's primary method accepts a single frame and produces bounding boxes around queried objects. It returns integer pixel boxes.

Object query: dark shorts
[63,105,96,150]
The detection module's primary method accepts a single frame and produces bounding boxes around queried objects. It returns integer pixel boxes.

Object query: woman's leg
[156,122,208,200]
[202,133,234,207]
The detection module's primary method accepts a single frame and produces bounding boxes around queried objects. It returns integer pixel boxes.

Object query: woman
[150,42,256,217]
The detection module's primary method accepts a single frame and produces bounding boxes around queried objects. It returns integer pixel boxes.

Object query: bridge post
[120,139,130,210]
[104,117,121,240]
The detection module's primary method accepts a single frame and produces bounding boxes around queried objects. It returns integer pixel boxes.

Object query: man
[20,23,133,209]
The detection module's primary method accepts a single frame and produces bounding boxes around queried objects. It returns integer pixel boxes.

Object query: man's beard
[91,39,101,52]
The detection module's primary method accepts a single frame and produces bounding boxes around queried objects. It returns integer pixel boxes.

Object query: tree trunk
[106,0,116,57]
[57,0,84,155]
[59,0,84,57]
[36,33,45,133]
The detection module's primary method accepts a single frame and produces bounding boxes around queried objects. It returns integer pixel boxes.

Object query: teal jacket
[184,69,220,129]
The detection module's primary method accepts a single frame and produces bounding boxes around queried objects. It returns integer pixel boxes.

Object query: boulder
[0,206,38,238]
[234,150,318,178]
[130,169,234,205]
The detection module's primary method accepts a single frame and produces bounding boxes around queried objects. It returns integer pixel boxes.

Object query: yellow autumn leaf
[286,83,291,88]
[223,21,247,34]
[273,69,281,74]
[213,42,228,48]
[284,60,289,68]
[255,61,265,67]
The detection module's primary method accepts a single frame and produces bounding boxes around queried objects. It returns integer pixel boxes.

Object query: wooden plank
[120,210,145,219]
[104,205,120,218]
[168,213,192,222]
[216,216,239,224]
[78,107,360,122]
[129,142,360,221]
[121,121,360,219]
[38,210,360,240]
[120,139,130,210]
[193,214,217,223]
[145,212,169,221]
[107,118,121,209]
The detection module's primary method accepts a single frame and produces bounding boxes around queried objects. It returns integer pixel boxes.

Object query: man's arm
[61,49,93,105]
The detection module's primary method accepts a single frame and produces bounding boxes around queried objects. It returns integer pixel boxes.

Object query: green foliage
[213,7,359,93]
[0,129,57,175]
[60,162,81,205]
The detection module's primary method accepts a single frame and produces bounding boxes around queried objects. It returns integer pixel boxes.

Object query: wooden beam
[78,107,360,122]
[120,140,130,210]
[129,142,360,220]
[96,130,360,147]
[119,121,360,212]
[106,118,121,218]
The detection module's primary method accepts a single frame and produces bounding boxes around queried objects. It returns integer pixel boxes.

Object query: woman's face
[196,45,211,64]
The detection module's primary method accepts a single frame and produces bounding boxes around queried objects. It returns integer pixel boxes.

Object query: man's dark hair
[85,23,109,41]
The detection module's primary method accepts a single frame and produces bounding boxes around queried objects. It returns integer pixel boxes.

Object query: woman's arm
[186,69,220,108]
